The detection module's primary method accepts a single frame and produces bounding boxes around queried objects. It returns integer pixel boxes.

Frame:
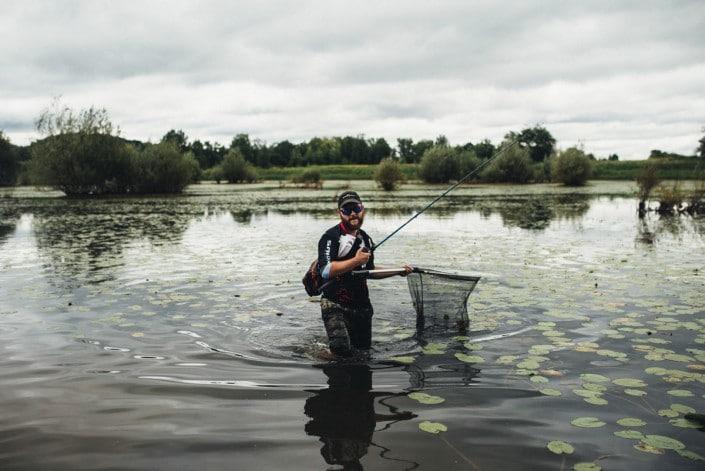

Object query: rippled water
[1,181,704,470]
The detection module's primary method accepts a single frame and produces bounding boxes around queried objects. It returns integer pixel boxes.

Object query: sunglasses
[340,204,364,216]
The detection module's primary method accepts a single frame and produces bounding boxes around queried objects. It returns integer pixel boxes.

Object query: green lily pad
[418,421,447,434]
[547,440,574,454]
[641,435,685,450]
[584,397,608,405]
[496,355,516,365]
[408,392,445,405]
[671,404,696,414]
[540,388,562,396]
[614,430,644,440]
[580,373,609,383]
[530,375,549,384]
[669,418,702,429]
[571,417,606,428]
[612,378,646,388]
[624,389,647,397]
[517,359,540,370]
[634,443,664,455]
[582,383,607,392]
[667,389,693,397]
[455,353,484,363]
[573,389,600,398]
[658,408,680,418]
[676,449,704,461]
[617,417,646,427]
[573,463,601,471]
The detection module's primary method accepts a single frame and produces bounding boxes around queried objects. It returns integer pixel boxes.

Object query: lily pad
[624,389,647,397]
[584,397,608,405]
[580,373,609,383]
[614,430,644,440]
[547,440,574,454]
[540,388,562,397]
[641,435,685,450]
[667,389,693,397]
[669,418,701,429]
[671,404,696,414]
[571,417,606,428]
[634,443,665,455]
[617,417,646,427]
[573,463,601,471]
[408,392,445,405]
[455,353,484,363]
[658,409,680,418]
[530,375,549,384]
[419,421,447,434]
[612,378,646,388]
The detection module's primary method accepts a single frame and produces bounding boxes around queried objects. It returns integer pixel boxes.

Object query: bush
[292,169,321,184]
[635,162,660,203]
[419,146,458,183]
[132,142,196,193]
[221,149,257,183]
[203,166,224,183]
[374,159,405,191]
[481,144,533,183]
[0,131,18,186]
[455,151,481,181]
[655,182,685,213]
[551,147,593,186]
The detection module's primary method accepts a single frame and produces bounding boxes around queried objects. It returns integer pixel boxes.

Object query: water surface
[1,181,704,470]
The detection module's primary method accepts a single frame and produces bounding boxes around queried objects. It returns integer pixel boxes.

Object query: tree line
[1,103,703,194]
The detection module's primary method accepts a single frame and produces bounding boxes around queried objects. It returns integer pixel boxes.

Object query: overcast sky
[1,0,704,158]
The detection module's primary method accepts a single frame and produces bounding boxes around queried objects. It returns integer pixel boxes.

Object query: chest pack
[302,232,366,296]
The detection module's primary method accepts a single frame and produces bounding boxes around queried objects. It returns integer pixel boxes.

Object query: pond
[1,181,704,470]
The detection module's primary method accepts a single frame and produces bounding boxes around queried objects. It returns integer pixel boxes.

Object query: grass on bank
[256,159,702,182]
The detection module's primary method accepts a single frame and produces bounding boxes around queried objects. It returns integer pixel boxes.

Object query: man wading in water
[318,191,412,358]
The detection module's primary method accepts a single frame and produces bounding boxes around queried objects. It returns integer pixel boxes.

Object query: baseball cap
[337,190,362,208]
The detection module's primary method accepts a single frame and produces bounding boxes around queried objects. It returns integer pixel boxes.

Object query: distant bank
[257,158,702,182]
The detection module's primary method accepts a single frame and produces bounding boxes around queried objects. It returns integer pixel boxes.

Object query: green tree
[29,104,134,195]
[132,142,196,193]
[608,153,619,161]
[434,135,449,147]
[551,147,593,186]
[369,137,392,163]
[412,139,434,164]
[419,146,458,183]
[481,143,533,183]
[271,140,294,166]
[230,134,254,164]
[374,158,405,191]
[340,135,370,164]
[0,131,19,186]
[161,129,189,152]
[397,138,414,163]
[698,127,705,158]
[511,126,556,162]
[474,139,495,160]
[221,148,257,183]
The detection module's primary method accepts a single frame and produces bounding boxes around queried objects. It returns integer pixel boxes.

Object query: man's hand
[354,247,371,265]
[400,264,414,277]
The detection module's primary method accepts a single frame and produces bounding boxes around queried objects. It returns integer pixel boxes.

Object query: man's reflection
[304,363,415,470]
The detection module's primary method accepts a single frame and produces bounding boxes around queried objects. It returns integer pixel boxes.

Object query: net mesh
[406,268,480,333]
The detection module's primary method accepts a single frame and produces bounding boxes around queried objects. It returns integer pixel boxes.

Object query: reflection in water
[495,194,591,231]
[636,212,705,245]
[305,363,417,470]
[31,209,192,288]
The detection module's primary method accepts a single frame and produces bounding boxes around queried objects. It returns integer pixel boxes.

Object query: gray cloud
[1,0,704,158]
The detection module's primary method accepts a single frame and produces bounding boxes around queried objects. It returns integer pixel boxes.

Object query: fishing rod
[371,139,519,253]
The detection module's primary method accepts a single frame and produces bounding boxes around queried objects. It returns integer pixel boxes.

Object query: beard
[342,213,364,231]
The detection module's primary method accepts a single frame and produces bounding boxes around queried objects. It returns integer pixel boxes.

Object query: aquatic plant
[552,147,593,186]
[373,159,405,191]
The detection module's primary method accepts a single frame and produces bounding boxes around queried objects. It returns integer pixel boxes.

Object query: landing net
[406,268,480,333]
